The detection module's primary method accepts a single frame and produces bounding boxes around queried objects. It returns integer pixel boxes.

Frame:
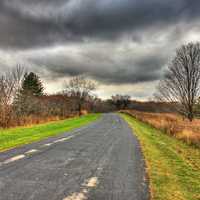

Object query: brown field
[122,110,200,147]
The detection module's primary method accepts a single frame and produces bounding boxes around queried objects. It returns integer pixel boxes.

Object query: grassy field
[121,113,200,200]
[0,114,100,152]
[122,110,200,147]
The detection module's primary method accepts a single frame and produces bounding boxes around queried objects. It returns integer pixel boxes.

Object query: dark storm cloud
[26,44,166,84]
[0,1,80,49]
[0,0,200,49]
[1,0,200,96]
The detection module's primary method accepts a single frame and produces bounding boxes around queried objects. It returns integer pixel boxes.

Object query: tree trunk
[78,102,82,116]
[188,112,193,122]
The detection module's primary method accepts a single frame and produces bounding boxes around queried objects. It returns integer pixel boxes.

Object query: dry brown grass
[4,113,79,129]
[122,110,200,147]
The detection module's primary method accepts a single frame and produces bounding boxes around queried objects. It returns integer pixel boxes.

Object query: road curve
[0,114,149,200]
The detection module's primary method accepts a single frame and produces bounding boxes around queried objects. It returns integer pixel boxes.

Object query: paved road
[0,114,149,200]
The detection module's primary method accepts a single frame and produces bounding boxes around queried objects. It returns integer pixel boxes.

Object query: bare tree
[111,94,131,110]
[0,65,24,127]
[155,42,200,121]
[63,75,97,115]
[195,97,200,117]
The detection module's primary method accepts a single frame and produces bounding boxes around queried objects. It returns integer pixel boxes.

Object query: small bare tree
[63,75,97,115]
[155,42,200,121]
[0,65,24,127]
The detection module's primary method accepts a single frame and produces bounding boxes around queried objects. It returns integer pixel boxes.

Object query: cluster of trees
[0,65,132,128]
[0,65,133,128]
[0,67,52,127]
[110,95,131,110]
[155,42,200,121]
[0,68,102,128]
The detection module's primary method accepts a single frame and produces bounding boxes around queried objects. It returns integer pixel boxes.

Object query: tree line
[1,42,200,128]
[0,67,131,128]
[0,68,96,128]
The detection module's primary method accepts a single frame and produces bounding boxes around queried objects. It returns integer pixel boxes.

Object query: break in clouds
[1,0,200,99]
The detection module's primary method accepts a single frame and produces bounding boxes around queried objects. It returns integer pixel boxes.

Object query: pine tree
[13,72,44,116]
[22,72,44,96]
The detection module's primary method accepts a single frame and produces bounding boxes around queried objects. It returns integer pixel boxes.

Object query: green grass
[0,114,101,152]
[121,113,200,200]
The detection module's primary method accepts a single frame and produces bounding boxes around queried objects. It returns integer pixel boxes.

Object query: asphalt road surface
[0,114,149,200]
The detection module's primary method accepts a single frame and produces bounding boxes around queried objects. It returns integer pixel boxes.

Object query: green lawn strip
[121,113,200,200]
[0,114,101,152]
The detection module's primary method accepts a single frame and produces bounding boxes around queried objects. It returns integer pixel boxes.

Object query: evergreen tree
[22,72,44,96]
[13,72,44,116]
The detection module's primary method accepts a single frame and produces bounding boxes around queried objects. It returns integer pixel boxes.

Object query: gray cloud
[0,0,200,49]
[22,39,167,84]
[1,0,200,98]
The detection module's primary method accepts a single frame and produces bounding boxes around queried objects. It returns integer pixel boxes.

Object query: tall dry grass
[122,110,200,147]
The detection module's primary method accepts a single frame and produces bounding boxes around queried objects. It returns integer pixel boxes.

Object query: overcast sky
[1,0,200,99]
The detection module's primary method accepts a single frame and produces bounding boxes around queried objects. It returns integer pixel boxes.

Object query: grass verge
[121,113,200,200]
[0,114,101,152]
[121,110,200,147]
